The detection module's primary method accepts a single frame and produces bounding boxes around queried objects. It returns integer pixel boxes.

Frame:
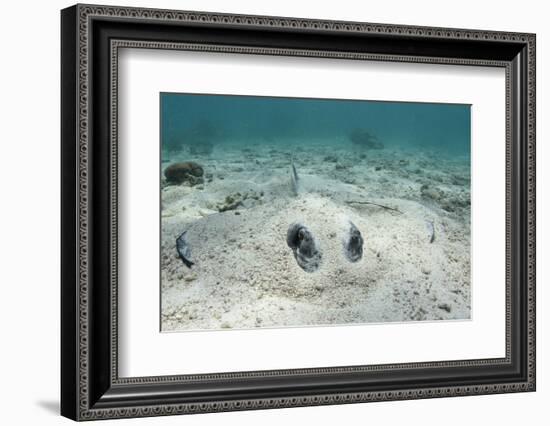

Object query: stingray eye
[344,222,363,263]
[286,223,322,273]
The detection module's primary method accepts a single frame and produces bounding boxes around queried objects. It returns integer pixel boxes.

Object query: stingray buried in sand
[161,161,470,331]
[160,92,471,332]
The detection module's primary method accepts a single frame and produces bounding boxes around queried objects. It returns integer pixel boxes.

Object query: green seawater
[160,92,470,159]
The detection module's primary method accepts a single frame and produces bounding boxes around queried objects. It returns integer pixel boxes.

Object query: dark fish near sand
[176,231,194,268]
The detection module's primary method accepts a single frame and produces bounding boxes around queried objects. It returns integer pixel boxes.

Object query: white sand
[160,143,471,331]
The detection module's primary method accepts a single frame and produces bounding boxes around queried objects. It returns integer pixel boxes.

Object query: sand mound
[161,191,470,331]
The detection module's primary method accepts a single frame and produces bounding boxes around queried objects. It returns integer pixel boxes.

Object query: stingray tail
[290,159,300,196]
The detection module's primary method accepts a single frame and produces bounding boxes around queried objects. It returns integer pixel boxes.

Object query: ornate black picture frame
[61,4,536,421]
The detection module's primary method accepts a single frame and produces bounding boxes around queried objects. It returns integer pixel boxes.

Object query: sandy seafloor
[160,142,471,332]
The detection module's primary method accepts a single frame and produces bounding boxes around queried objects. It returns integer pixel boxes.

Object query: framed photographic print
[61,4,536,421]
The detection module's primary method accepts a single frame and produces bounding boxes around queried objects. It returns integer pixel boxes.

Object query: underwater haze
[160,92,472,332]
[161,93,471,157]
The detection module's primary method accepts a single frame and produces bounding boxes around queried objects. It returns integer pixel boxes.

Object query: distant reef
[348,128,384,150]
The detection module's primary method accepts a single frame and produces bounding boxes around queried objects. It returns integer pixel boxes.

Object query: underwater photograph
[159,93,471,332]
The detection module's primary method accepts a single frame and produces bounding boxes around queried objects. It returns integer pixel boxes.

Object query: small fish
[290,161,300,196]
[176,231,194,268]
[425,220,435,243]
